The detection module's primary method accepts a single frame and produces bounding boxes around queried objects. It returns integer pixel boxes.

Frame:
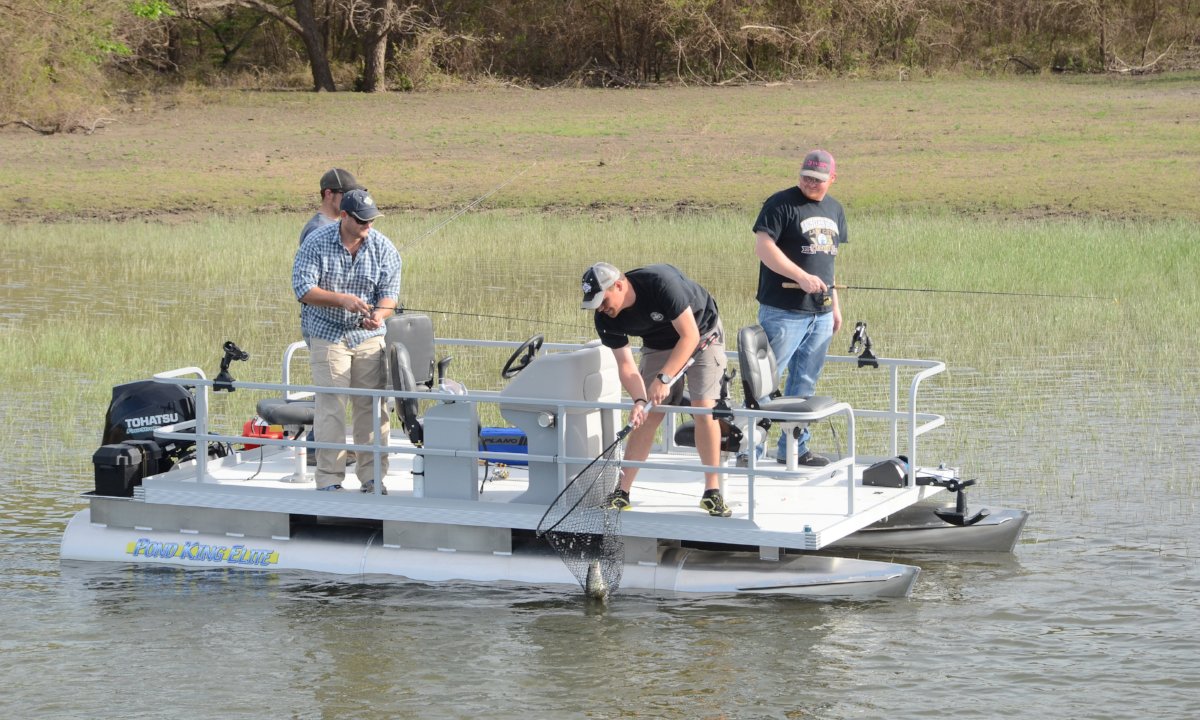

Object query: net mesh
[536,437,626,596]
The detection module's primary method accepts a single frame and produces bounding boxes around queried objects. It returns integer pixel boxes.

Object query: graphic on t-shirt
[799,216,840,255]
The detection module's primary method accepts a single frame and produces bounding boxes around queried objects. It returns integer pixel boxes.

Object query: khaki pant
[638,319,727,403]
[309,336,390,488]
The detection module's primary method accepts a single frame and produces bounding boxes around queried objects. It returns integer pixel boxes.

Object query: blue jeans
[757,304,834,458]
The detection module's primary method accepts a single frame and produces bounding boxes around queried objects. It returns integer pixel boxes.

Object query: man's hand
[339,293,372,315]
[791,272,828,294]
[360,306,393,331]
[629,401,648,428]
[647,376,670,406]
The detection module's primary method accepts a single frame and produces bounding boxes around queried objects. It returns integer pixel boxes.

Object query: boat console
[500,340,621,504]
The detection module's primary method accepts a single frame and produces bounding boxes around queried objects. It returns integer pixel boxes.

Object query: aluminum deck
[117,439,950,554]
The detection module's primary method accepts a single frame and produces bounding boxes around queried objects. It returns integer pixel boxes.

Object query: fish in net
[535,332,717,600]
[535,427,630,600]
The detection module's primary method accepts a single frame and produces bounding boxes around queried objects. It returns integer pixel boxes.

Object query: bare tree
[176,0,337,90]
[357,0,393,92]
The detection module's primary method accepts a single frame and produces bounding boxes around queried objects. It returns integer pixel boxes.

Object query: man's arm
[612,345,651,427]
[298,287,373,316]
[755,230,827,294]
[831,286,842,334]
[643,308,701,406]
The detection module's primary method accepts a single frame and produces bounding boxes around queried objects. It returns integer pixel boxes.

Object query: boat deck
[132,437,950,554]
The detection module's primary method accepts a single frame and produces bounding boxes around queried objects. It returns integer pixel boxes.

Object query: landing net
[536,435,626,596]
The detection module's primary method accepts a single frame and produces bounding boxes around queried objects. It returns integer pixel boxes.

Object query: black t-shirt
[594,264,720,351]
[753,186,848,313]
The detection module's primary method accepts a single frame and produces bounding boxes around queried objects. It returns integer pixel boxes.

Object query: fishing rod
[351,161,569,331]
[397,160,537,251]
[782,282,1107,301]
[396,305,583,330]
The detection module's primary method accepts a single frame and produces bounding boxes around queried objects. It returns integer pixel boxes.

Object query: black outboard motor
[94,380,197,496]
[102,380,197,466]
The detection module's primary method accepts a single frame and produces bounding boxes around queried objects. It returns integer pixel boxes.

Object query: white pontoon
[60,315,1027,599]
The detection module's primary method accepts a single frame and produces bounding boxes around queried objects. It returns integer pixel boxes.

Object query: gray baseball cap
[320,168,362,192]
[340,188,383,222]
[581,262,620,310]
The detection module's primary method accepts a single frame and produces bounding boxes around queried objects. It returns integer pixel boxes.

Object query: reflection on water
[2,247,1199,719]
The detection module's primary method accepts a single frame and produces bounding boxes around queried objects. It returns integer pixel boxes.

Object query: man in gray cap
[299,168,362,245]
[582,262,731,517]
[751,148,847,467]
[293,188,401,493]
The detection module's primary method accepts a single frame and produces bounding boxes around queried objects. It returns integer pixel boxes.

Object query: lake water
[2,257,1198,719]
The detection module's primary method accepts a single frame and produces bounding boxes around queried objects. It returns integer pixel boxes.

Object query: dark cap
[320,168,361,192]
[581,262,620,310]
[800,150,836,181]
[340,189,383,222]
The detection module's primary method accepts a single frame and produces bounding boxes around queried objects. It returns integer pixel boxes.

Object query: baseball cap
[320,168,362,193]
[581,262,620,310]
[340,188,383,222]
[800,150,836,181]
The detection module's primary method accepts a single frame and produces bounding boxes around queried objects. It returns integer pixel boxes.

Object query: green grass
[2,212,1194,433]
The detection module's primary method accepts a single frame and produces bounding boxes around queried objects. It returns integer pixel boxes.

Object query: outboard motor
[102,380,196,466]
[93,380,197,496]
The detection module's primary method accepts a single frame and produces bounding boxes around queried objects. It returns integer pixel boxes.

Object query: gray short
[639,320,727,404]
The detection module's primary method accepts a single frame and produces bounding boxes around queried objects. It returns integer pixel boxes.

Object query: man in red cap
[751,149,848,467]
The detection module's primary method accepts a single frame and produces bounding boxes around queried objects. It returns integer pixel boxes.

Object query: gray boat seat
[256,398,315,429]
[388,342,425,445]
[385,312,452,445]
[738,323,835,464]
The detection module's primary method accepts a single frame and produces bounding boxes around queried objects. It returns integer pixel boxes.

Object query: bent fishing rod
[358,160,578,331]
[782,281,1107,301]
[387,305,582,330]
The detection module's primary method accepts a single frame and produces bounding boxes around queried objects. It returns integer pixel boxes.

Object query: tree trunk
[292,0,337,91]
[359,0,392,92]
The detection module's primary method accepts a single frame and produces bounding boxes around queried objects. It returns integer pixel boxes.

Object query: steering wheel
[501,334,544,379]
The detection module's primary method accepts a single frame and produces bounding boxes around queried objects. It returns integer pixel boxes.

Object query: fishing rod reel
[848,321,878,368]
[214,340,250,392]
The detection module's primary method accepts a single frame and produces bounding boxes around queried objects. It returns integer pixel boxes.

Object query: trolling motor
[917,474,989,526]
[848,321,878,368]
[214,340,250,392]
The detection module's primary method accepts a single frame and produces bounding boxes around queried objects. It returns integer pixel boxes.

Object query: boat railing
[148,338,945,522]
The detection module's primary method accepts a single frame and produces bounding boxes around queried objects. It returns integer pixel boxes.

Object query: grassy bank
[1,76,1199,223]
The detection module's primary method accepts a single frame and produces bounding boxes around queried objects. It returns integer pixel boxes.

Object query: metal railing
[149,338,945,522]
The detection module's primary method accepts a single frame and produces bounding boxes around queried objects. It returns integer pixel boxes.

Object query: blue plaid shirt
[293,222,402,348]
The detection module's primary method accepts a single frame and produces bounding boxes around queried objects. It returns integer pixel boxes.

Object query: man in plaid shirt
[293,188,401,492]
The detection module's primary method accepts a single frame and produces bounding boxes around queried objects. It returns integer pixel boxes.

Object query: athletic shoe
[316,484,343,491]
[360,482,388,495]
[700,490,732,517]
[605,488,631,510]
[776,451,830,467]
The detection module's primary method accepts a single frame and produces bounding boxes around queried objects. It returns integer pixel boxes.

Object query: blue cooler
[479,427,528,466]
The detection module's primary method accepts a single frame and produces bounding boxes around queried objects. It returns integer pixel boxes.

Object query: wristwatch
[655,371,673,385]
